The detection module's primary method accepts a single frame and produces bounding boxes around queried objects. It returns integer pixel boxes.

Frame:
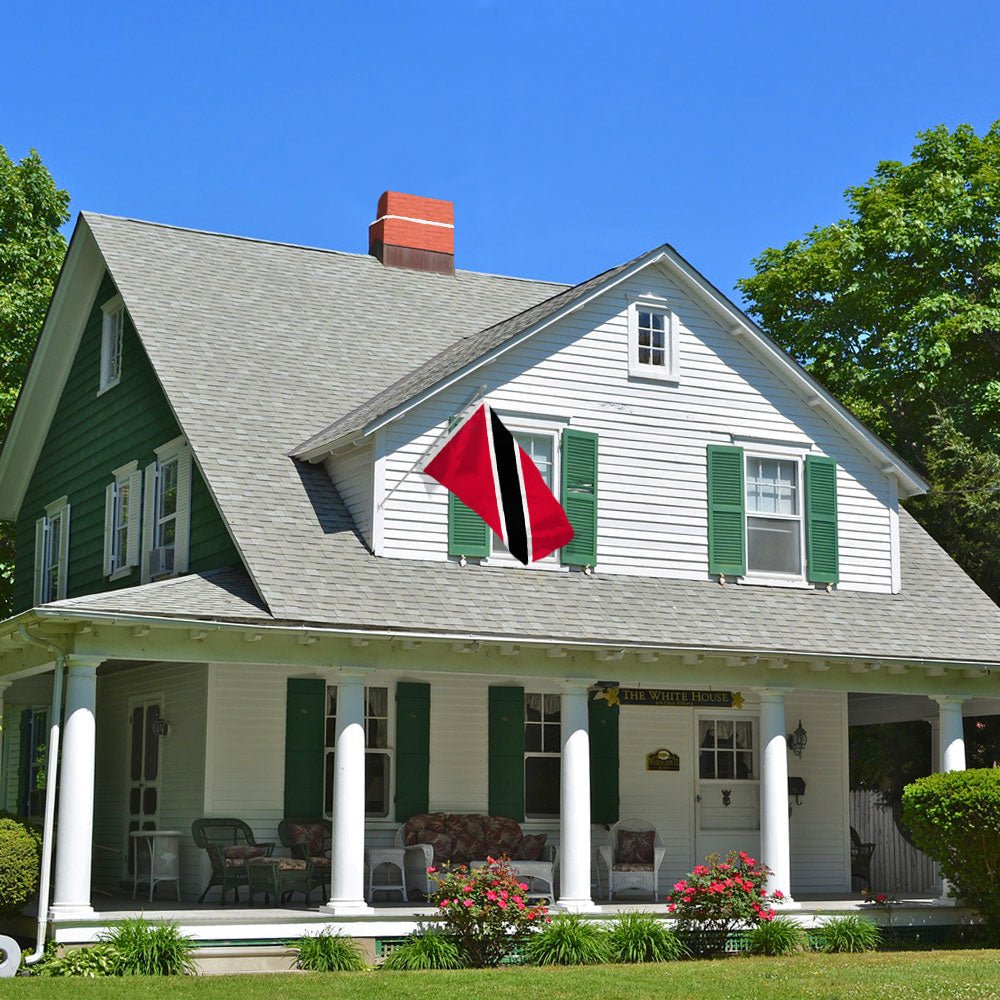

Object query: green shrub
[34,945,118,977]
[902,769,1000,937]
[813,915,881,953]
[101,918,196,975]
[381,930,465,970]
[0,816,42,919]
[295,931,367,972]
[607,912,687,963]
[744,916,808,956]
[523,914,611,966]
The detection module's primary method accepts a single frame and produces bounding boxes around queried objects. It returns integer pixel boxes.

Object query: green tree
[738,121,1000,601]
[0,147,70,614]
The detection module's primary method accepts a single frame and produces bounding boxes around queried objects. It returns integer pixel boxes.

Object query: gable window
[525,692,560,818]
[34,497,71,604]
[627,298,678,381]
[104,462,142,580]
[141,437,192,583]
[100,295,125,394]
[324,685,392,818]
[745,456,802,577]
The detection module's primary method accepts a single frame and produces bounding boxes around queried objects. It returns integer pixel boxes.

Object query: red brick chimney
[368,191,455,274]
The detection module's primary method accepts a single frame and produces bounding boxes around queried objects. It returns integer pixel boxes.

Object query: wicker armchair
[850,826,875,890]
[599,817,666,900]
[191,818,275,904]
[278,818,331,899]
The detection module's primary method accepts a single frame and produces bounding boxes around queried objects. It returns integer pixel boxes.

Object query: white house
[1,192,999,950]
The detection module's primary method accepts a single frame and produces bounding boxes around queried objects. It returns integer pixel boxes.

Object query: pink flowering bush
[665,850,784,955]
[428,856,549,967]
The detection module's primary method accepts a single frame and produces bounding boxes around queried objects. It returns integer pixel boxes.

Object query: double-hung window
[104,462,142,579]
[491,429,558,563]
[34,497,71,604]
[141,437,192,582]
[524,692,561,818]
[324,685,392,818]
[627,297,679,381]
[745,455,802,577]
[99,295,125,393]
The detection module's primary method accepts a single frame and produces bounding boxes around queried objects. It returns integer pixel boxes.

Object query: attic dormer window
[100,295,125,394]
[627,297,678,382]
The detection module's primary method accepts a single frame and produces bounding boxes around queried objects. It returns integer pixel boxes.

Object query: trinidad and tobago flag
[423,403,574,564]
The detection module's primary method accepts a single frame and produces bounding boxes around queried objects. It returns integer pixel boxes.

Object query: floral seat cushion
[614,862,654,872]
[224,846,267,867]
[617,829,654,866]
[246,856,307,871]
[284,821,327,857]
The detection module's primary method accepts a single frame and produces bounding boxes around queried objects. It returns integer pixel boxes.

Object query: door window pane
[699,717,756,780]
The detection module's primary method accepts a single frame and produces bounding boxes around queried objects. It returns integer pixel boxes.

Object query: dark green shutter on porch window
[447,415,491,558]
[805,455,840,585]
[17,709,32,816]
[395,682,430,822]
[588,694,619,825]
[488,686,525,821]
[707,444,746,577]
[284,678,326,818]
[560,429,598,566]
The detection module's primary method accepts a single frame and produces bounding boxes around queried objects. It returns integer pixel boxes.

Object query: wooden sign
[646,748,680,772]
[596,688,744,710]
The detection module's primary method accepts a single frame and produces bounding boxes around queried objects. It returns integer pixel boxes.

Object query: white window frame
[696,713,759,783]
[99,294,125,395]
[323,683,394,821]
[524,690,561,820]
[739,444,808,588]
[141,437,192,583]
[104,461,142,580]
[34,496,71,604]
[627,295,679,382]
[482,411,567,569]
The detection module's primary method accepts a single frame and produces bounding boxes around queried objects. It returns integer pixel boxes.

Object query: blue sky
[6,1,999,299]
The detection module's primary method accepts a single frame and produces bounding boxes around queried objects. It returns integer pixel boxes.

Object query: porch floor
[20,891,978,946]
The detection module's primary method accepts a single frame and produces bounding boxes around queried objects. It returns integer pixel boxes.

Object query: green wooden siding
[14,273,242,612]
[588,694,619,824]
[560,429,599,566]
[805,455,840,585]
[394,682,431,822]
[284,678,326,817]
[488,685,525,821]
[707,444,746,577]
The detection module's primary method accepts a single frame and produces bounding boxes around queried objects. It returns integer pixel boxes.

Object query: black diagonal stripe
[490,409,529,564]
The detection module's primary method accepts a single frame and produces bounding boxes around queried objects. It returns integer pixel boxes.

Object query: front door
[695,713,761,864]
[126,700,163,875]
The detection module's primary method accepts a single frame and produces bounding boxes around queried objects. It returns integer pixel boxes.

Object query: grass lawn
[6,951,1000,999]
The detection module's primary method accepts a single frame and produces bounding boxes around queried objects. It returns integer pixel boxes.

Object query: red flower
[773,890,784,900]
[426,866,436,873]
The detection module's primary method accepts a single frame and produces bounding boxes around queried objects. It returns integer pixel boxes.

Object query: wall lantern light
[788,719,807,758]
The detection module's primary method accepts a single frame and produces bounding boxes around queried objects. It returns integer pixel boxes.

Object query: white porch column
[557,681,595,912]
[323,669,373,915]
[933,696,968,905]
[51,656,102,919]
[757,688,794,904]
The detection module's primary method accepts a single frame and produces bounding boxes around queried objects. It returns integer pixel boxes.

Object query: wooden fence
[849,789,937,895]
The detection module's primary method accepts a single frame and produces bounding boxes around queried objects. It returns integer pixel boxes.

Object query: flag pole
[378,385,488,509]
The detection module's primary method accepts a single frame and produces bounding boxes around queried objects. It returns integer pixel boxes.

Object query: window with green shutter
[395,682,430,822]
[589,694,619,824]
[560,429,598,566]
[707,444,746,577]
[488,686,525,821]
[284,678,326,818]
[805,455,839,585]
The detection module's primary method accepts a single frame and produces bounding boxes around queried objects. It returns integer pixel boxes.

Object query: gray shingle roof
[79,213,1000,666]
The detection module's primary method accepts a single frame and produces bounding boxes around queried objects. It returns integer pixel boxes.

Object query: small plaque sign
[646,748,681,772]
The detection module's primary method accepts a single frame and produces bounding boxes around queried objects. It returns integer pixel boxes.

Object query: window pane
[130,708,144,782]
[638,347,651,364]
[327,688,337,716]
[159,460,178,518]
[525,722,542,752]
[365,752,390,815]
[735,721,752,748]
[367,717,388,748]
[699,751,716,779]
[513,433,554,489]
[737,752,754,779]
[649,312,664,331]
[525,757,560,816]
[525,694,543,722]
[542,724,560,753]
[717,753,735,779]
[699,721,715,748]
[143,786,157,815]
[325,717,336,747]
[543,694,561,721]
[746,458,797,515]
[366,686,388,719]
[748,517,801,574]
[144,705,160,780]
[324,751,335,814]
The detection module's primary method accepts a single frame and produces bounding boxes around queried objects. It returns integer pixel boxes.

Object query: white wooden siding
[325,441,374,550]
[93,663,208,900]
[377,269,896,592]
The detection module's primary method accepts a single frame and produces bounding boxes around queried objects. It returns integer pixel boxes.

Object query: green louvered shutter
[284,678,326,817]
[806,455,839,585]
[395,682,430,822]
[589,695,619,825]
[447,415,491,558]
[488,686,525,821]
[17,709,32,815]
[560,429,598,566]
[707,444,746,577]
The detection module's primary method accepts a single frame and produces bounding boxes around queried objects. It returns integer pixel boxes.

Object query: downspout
[16,625,68,966]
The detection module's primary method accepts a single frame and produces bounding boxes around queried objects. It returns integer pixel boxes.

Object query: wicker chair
[599,817,666,900]
[191,818,275,904]
[850,826,876,890]
[278,818,331,900]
